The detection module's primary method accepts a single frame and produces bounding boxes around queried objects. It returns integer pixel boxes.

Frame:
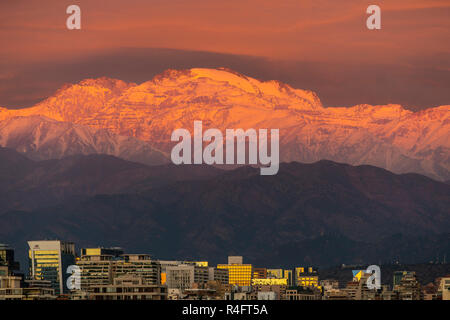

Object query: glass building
[217,256,252,287]
[28,240,75,295]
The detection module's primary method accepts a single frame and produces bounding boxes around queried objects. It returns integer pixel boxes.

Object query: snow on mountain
[0,115,168,165]
[0,68,448,180]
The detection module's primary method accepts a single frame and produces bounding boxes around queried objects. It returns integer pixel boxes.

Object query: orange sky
[0,0,449,109]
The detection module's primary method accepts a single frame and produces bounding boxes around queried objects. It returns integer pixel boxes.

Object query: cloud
[1,48,448,110]
[0,1,448,109]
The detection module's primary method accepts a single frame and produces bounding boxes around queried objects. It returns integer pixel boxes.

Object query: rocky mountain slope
[0,147,221,213]
[0,68,448,180]
[0,115,168,165]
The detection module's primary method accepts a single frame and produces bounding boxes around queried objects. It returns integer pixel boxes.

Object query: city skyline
[0,0,448,307]
[1,239,449,300]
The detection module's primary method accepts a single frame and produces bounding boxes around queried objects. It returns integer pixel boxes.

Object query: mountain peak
[78,77,133,90]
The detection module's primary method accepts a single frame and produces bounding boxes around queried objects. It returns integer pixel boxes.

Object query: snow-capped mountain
[0,115,168,165]
[0,68,448,180]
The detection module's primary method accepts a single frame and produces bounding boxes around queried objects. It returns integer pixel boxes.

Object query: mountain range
[0,68,448,267]
[0,148,449,267]
[0,147,219,214]
[0,115,168,165]
[0,68,448,180]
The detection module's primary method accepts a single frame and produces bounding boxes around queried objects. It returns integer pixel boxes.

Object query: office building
[88,274,167,300]
[165,263,228,290]
[166,264,209,291]
[0,244,20,273]
[217,256,252,287]
[28,240,75,294]
[295,266,319,289]
[115,254,160,284]
[267,269,293,286]
[208,267,229,284]
[76,253,161,291]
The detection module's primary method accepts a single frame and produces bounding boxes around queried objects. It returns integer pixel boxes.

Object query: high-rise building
[284,270,293,287]
[253,268,267,279]
[295,267,319,289]
[115,254,161,284]
[217,256,252,287]
[208,267,229,285]
[165,264,208,291]
[0,244,20,274]
[393,271,411,287]
[267,269,283,279]
[393,271,422,300]
[343,272,376,300]
[28,240,76,294]
[76,253,161,291]
[267,269,293,286]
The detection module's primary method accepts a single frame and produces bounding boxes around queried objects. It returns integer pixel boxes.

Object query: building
[393,271,408,288]
[253,284,287,299]
[166,264,209,290]
[295,267,319,289]
[323,289,349,300]
[284,270,293,287]
[228,256,244,264]
[88,274,167,300]
[296,274,319,289]
[224,285,257,300]
[195,261,208,267]
[252,278,287,286]
[257,291,276,300]
[422,282,438,300]
[0,244,20,273]
[77,254,114,289]
[208,267,229,284]
[284,288,322,300]
[28,240,76,294]
[437,276,450,300]
[76,252,161,292]
[320,279,339,291]
[393,271,422,300]
[165,264,228,290]
[115,254,160,284]
[267,269,293,286]
[343,272,376,300]
[217,256,252,287]
[80,247,123,257]
[0,276,55,300]
[181,281,228,300]
[253,268,267,279]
